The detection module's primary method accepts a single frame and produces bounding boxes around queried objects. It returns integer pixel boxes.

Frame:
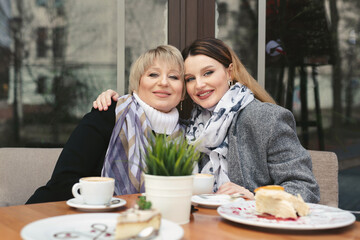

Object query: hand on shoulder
[93,89,119,111]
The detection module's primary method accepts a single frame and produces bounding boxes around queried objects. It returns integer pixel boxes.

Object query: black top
[26,102,116,204]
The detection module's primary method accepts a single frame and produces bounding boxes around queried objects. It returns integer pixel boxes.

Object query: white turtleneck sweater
[133,93,179,135]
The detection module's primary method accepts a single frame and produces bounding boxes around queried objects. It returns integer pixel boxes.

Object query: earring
[228,79,233,87]
[180,101,183,111]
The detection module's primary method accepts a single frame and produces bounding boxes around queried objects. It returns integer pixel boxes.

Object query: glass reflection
[124,0,168,93]
[216,0,360,217]
[1,0,118,146]
[215,0,258,78]
[265,0,360,159]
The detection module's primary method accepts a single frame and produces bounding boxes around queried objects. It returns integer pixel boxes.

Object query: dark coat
[26,102,116,204]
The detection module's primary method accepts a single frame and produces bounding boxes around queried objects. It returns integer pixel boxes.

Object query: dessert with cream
[115,197,161,240]
[254,185,309,219]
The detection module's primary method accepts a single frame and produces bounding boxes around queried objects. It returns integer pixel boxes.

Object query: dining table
[0,194,359,240]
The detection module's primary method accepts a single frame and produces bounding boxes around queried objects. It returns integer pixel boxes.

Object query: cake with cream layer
[254,186,309,219]
[115,207,161,240]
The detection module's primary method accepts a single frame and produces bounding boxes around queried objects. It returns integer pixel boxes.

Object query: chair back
[309,150,338,207]
[0,148,61,206]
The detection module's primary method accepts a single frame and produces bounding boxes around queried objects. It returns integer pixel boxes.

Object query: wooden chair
[309,150,338,207]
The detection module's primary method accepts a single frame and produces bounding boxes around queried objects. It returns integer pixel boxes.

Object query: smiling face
[184,54,231,109]
[136,59,183,113]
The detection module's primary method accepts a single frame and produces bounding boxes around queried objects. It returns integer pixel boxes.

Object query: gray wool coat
[200,99,320,203]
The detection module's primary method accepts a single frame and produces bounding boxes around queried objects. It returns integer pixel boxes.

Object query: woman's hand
[216,182,254,200]
[93,89,119,111]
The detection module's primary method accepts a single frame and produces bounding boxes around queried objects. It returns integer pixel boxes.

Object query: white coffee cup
[72,177,115,205]
[193,173,214,195]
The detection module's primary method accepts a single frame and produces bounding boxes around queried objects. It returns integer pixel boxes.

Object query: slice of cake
[254,185,309,219]
[115,197,161,240]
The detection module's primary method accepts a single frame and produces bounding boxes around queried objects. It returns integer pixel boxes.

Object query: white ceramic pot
[143,174,194,224]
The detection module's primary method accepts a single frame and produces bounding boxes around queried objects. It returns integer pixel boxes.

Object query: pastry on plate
[115,196,161,240]
[254,185,309,219]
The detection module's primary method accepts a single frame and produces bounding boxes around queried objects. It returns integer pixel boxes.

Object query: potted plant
[143,133,200,224]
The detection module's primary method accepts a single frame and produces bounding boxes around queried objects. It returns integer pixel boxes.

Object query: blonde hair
[181,38,276,104]
[128,45,185,98]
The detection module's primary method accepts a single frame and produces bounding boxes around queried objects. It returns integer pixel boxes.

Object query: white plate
[21,213,184,240]
[191,194,245,208]
[66,197,126,211]
[217,200,356,230]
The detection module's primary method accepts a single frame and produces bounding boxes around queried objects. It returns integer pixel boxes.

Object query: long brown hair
[182,38,276,104]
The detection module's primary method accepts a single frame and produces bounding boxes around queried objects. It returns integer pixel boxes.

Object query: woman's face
[136,59,183,113]
[184,54,231,109]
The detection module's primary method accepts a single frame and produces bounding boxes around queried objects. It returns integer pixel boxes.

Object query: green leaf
[137,196,152,210]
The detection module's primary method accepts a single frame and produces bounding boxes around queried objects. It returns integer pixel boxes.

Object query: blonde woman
[27,45,185,203]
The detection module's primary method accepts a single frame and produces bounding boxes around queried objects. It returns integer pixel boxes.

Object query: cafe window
[52,27,65,59]
[3,0,118,147]
[36,27,47,58]
[215,0,258,78]
[36,76,46,94]
[2,0,167,147]
[55,0,66,16]
[122,0,168,94]
[36,0,48,7]
[263,0,360,160]
[214,0,360,216]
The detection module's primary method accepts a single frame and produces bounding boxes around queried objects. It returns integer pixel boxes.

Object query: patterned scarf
[102,94,182,195]
[186,83,254,192]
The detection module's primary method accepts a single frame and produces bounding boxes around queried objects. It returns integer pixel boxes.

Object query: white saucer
[66,197,126,211]
[191,194,245,208]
